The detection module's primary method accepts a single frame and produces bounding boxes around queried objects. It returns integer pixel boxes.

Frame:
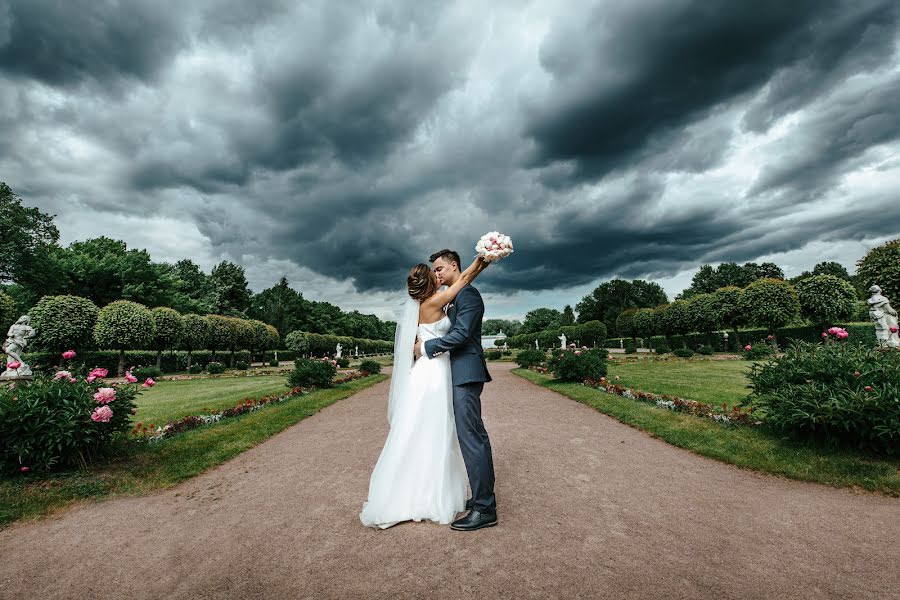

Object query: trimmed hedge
[21,350,254,375]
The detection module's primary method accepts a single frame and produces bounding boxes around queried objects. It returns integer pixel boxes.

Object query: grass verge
[0,374,387,529]
[514,368,900,496]
[606,357,752,408]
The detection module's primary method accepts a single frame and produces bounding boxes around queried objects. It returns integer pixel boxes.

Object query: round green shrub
[288,358,336,388]
[624,339,637,354]
[0,290,16,336]
[579,321,608,347]
[188,363,203,374]
[515,348,546,368]
[485,350,502,361]
[673,348,694,358]
[268,358,280,367]
[857,238,900,304]
[796,274,857,327]
[739,279,800,334]
[654,344,671,354]
[29,295,100,353]
[746,340,900,454]
[547,348,608,382]
[358,359,382,375]
[0,373,141,473]
[206,361,225,374]
[285,331,311,355]
[697,345,715,355]
[234,360,249,370]
[336,357,350,368]
[132,366,161,380]
[93,300,155,376]
[742,344,775,361]
[181,314,210,351]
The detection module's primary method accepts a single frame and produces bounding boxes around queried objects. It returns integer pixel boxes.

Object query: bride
[360,255,489,528]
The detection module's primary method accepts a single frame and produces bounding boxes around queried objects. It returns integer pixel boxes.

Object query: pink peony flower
[766,334,774,340]
[574,351,581,355]
[62,350,76,360]
[93,387,117,404]
[125,371,138,383]
[20,466,29,473]
[142,378,156,388]
[864,386,873,392]
[6,360,21,370]
[853,371,861,377]
[330,360,337,366]
[87,375,97,383]
[91,405,113,423]
[54,370,72,380]
[89,368,108,379]
[68,377,77,383]
[821,332,829,338]
[744,345,752,351]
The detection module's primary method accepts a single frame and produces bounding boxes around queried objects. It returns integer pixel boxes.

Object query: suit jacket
[423,285,492,386]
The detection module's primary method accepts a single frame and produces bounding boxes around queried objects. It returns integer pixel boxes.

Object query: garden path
[1,363,897,599]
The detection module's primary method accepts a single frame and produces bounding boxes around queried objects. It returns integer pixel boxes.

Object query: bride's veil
[388,294,419,425]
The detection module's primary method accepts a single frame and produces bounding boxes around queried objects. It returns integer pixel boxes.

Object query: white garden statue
[558,333,567,349]
[355,345,359,357]
[534,339,539,349]
[2,315,36,379]
[867,285,900,348]
[336,343,343,358]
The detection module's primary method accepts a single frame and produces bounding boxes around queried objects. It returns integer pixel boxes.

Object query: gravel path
[1,363,897,599]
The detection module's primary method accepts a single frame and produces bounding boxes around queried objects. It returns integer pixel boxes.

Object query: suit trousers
[452,381,496,513]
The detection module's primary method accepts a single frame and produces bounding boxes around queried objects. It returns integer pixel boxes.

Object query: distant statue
[336,343,343,358]
[355,345,359,357]
[2,315,36,379]
[558,333,567,349]
[534,339,539,349]
[868,285,900,348]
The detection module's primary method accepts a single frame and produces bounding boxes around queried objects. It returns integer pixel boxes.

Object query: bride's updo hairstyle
[407,263,438,301]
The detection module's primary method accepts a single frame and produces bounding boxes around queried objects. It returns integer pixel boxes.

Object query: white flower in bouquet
[476,231,514,262]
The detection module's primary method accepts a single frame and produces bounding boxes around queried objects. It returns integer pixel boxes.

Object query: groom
[414,249,497,531]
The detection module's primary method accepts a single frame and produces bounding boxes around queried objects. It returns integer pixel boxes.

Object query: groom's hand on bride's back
[414,339,422,360]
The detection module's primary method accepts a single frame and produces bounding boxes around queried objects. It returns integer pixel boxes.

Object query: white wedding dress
[360,314,468,528]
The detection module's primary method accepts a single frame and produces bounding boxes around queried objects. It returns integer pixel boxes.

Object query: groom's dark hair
[429,249,461,270]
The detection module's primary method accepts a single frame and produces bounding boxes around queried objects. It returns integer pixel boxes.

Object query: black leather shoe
[451,510,498,531]
[465,498,474,511]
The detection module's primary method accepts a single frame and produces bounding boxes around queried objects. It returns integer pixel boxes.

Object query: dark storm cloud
[525,0,899,180]
[0,0,187,87]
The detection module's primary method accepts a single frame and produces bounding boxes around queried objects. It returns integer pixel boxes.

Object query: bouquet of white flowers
[476,232,514,262]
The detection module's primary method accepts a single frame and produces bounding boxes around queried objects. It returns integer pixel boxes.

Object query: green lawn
[135,375,293,425]
[515,368,900,496]
[0,374,388,528]
[607,357,752,408]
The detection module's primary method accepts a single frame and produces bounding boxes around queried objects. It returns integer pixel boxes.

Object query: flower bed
[578,375,759,427]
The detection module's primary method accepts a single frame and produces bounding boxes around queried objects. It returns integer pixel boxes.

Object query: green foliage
[29,295,100,352]
[631,308,656,339]
[93,300,155,350]
[181,314,210,352]
[485,350,502,360]
[697,345,715,355]
[285,330,310,355]
[662,300,693,340]
[336,357,350,368]
[747,341,900,454]
[796,274,856,327]
[686,261,784,296]
[234,361,249,370]
[206,361,225,374]
[742,344,775,361]
[188,364,203,374]
[578,320,608,347]
[739,278,800,333]
[0,182,61,300]
[575,278,668,336]
[515,348,547,368]
[150,307,184,351]
[686,293,718,334]
[520,307,563,335]
[673,348,694,358]
[358,360,382,375]
[561,304,576,326]
[0,373,140,473]
[0,290,16,335]
[482,319,521,336]
[204,315,233,352]
[654,343,671,354]
[547,348,608,382]
[624,339,637,354]
[209,260,252,315]
[288,358,337,388]
[132,366,161,380]
[857,238,900,305]
[615,308,638,339]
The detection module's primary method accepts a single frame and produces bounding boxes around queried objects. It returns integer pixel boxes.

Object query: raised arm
[423,256,488,310]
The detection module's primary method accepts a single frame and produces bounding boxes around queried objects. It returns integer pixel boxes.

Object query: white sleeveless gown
[360,315,468,528]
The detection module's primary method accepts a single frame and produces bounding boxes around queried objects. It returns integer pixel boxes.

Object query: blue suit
[424,285,496,513]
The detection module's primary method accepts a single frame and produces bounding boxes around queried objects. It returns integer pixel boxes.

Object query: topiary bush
[857,238,900,304]
[746,340,900,454]
[547,348,608,382]
[673,348,694,358]
[796,274,857,327]
[93,300,155,377]
[739,279,800,339]
[336,357,350,368]
[0,369,142,474]
[29,295,100,353]
[188,364,203,374]
[234,360,249,370]
[358,360,381,375]
[132,366,161,380]
[654,344,671,354]
[206,361,225,374]
[624,339,637,354]
[742,343,775,361]
[288,358,337,388]
[268,358,279,367]
[515,348,546,368]
[485,350,502,361]
[284,331,311,356]
[697,345,714,355]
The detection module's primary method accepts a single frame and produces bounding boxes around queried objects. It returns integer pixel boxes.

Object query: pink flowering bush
[0,361,142,474]
[547,348,608,382]
[746,340,900,454]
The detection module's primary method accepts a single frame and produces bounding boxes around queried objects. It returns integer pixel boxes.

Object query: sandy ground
[1,363,897,600]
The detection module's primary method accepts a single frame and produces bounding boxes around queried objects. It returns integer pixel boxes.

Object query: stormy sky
[2,0,899,321]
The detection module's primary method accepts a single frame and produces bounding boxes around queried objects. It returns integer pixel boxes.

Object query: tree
[579,321,608,347]
[204,315,233,360]
[686,293,719,335]
[181,314,210,370]
[794,261,852,284]
[228,318,256,366]
[857,238,900,306]
[520,308,563,335]
[0,290,17,338]
[685,261,785,296]
[796,275,857,328]
[210,261,251,316]
[710,286,744,346]
[482,319,521,336]
[739,279,800,342]
[163,259,216,314]
[575,279,667,335]
[29,295,100,354]
[631,308,656,341]
[561,305,576,326]
[0,182,63,304]
[93,300,156,376]
[662,300,693,346]
[615,308,638,340]
[150,307,184,370]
